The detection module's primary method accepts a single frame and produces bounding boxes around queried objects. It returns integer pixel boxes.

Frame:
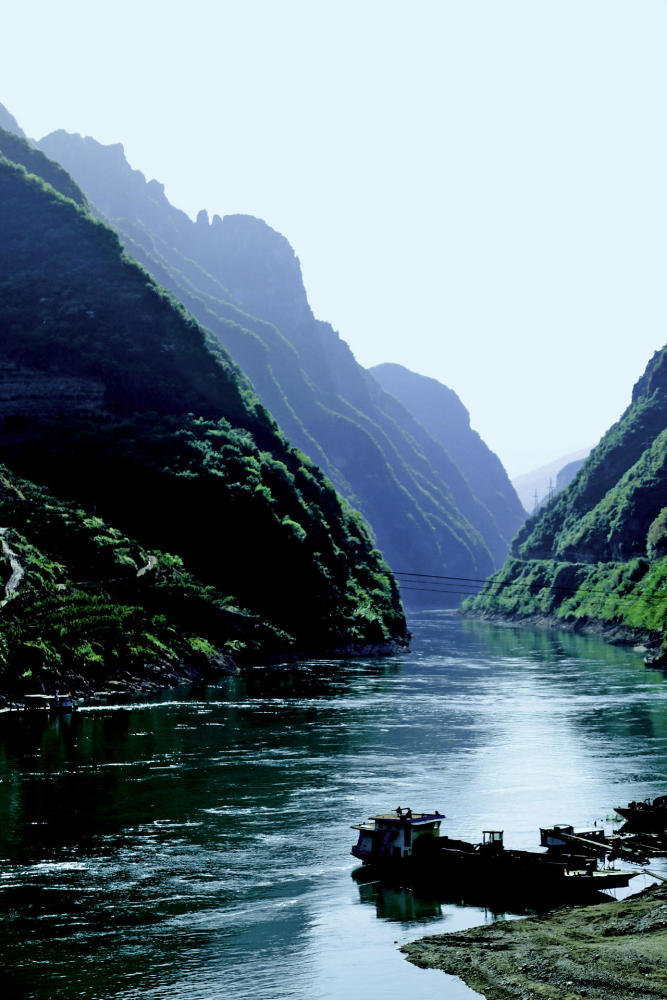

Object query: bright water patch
[0,611,665,999]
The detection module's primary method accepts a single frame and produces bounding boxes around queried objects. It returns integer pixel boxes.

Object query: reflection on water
[357,879,445,923]
[355,877,525,925]
[0,611,665,1000]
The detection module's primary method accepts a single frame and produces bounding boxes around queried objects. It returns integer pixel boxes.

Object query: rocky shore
[402,881,667,1000]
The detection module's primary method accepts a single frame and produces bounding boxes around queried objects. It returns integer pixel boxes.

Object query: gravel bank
[402,882,667,1000]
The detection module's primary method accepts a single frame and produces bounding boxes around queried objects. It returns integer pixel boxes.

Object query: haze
[3,0,666,476]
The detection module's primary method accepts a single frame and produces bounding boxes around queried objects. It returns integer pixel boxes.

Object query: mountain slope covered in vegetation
[0,139,406,693]
[34,126,522,599]
[467,346,667,652]
[370,362,525,560]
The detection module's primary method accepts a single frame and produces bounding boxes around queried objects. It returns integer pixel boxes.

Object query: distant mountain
[370,363,525,562]
[31,125,519,602]
[0,131,407,692]
[0,125,86,206]
[468,346,667,655]
[512,448,591,513]
[0,102,25,138]
[555,457,586,494]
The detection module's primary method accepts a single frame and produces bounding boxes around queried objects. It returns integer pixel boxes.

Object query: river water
[1,612,666,1000]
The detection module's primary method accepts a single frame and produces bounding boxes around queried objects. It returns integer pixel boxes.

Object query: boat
[540,823,606,852]
[20,693,76,713]
[615,795,667,833]
[540,822,660,864]
[351,809,637,901]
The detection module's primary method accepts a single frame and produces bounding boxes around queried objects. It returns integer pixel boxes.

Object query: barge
[351,809,637,901]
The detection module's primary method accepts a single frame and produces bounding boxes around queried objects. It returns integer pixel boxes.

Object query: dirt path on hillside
[137,553,157,577]
[0,528,23,607]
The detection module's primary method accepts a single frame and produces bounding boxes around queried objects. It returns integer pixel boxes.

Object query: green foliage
[515,347,667,562]
[647,508,667,562]
[0,127,86,205]
[540,429,667,564]
[466,554,667,646]
[0,465,291,688]
[0,159,407,685]
[469,346,667,651]
[35,128,517,595]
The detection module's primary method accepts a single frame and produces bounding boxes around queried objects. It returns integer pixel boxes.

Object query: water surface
[1,612,666,999]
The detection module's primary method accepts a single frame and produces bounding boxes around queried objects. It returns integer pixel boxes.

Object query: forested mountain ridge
[467,346,667,654]
[0,125,86,206]
[0,139,407,693]
[33,125,523,598]
[370,362,525,562]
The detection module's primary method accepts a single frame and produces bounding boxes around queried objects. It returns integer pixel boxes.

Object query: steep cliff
[467,346,667,649]
[0,102,25,138]
[34,126,517,601]
[0,144,407,691]
[370,362,525,561]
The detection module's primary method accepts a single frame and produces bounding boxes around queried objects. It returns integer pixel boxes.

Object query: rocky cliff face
[34,126,517,601]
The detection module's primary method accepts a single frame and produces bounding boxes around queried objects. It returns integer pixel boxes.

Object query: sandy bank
[402,881,667,1000]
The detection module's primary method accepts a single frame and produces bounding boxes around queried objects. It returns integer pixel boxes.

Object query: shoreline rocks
[402,881,667,1000]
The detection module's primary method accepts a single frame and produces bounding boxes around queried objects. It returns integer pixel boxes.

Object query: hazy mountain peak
[0,102,25,138]
[370,361,526,559]
[371,362,471,431]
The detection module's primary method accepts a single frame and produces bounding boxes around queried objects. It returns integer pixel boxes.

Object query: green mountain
[370,362,525,562]
[0,134,407,693]
[33,127,522,601]
[467,346,667,654]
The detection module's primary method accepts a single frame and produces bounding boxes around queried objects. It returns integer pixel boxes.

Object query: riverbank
[461,553,667,666]
[0,636,409,708]
[403,881,667,1000]
[463,606,665,664]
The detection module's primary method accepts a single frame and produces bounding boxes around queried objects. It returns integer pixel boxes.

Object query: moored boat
[20,693,76,713]
[351,809,637,902]
[615,795,667,833]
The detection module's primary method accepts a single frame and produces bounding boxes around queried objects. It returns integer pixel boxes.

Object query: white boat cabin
[539,824,606,849]
[351,808,444,862]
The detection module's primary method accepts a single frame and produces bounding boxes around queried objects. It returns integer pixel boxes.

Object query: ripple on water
[0,614,664,1000]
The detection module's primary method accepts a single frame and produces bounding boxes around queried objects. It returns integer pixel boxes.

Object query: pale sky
[3,1,666,476]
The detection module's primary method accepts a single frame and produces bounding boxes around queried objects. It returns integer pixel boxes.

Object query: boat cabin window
[482,830,503,846]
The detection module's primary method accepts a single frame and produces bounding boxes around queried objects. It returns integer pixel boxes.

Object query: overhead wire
[393,570,667,606]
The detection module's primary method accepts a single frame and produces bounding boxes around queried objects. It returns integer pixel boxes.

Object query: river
[1,612,666,999]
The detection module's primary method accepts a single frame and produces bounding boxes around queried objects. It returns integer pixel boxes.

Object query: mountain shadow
[369,362,525,561]
[33,126,523,604]
[0,134,407,692]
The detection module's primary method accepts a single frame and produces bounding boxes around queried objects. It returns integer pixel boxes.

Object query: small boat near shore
[615,795,667,833]
[351,809,637,902]
[17,693,76,713]
[540,822,667,863]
